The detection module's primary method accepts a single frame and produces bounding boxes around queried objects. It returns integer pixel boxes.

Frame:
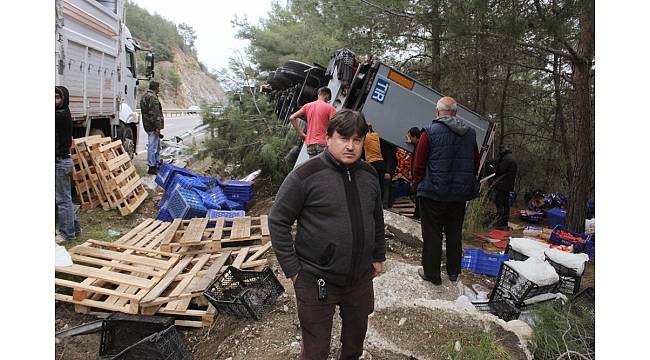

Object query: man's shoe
[147,166,158,175]
[448,274,459,282]
[418,268,442,285]
[55,234,66,244]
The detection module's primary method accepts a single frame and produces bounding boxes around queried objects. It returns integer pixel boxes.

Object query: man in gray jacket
[269,109,385,360]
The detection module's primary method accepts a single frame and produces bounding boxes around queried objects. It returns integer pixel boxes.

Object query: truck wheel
[89,128,105,137]
[121,125,136,159]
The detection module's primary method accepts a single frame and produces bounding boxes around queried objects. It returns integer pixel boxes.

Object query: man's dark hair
[149,80,160,91]
[318,87,332,100]
[327,109,368,138]
[408,127,421,138]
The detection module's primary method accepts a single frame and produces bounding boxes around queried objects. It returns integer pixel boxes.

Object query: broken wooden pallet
[55,232,179,315]
[90,139,148,216]
[70,136,111,210]
[159,216,270,253]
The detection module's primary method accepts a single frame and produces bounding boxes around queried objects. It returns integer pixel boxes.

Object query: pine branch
[357,0,415,19]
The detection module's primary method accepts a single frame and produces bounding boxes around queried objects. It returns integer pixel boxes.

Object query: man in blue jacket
[412,97,479,285]
[269,109,385,360]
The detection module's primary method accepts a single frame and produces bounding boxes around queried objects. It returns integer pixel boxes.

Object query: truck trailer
[55,0,154,157]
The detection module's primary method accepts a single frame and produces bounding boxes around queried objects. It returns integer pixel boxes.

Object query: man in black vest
[492,149,518,229]
[412,97,479,285]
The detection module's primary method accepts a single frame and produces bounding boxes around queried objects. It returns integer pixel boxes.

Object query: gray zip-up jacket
[269,149,386,287]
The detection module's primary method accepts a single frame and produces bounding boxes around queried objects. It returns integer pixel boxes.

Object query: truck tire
[121,125,136,159]
[89,128,105,137]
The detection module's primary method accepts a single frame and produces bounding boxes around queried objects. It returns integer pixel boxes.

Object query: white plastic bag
[509,237,550,260]
[55,244,73,267]
[544,248,589,275]
[506,258,559,286]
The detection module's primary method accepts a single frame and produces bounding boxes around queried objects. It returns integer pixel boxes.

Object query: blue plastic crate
[164,174,208,199]
[193,187,228,210]
[460,248,510,277]
[549,225,592,253]
[155,163,196,189]
[206,209,246,219]
[545,207,567,228]
[222,180,252,188]
[461,248,482,271]
[475,252,511,277]
[225,192,253,202]
[167,187,207,219]
[196,175,222,188]
[156,208,173,222]
[222,199,244,210]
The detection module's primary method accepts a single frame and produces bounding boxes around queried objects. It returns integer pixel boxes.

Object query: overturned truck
[263,50,496,176]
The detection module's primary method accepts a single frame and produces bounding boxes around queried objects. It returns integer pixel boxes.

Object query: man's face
[327,130,364,167]
[55,92,62,107]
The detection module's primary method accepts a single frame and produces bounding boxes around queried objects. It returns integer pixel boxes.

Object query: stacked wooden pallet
[70,135,148,216]
[55,216,273,328]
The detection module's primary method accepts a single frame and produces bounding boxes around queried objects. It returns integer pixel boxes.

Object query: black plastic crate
[111,325,190,360]
[545,256,585,295]
[473,289,521,322]
[99,313,174,357]
[491,262,560,307]
[570,287,595,317]
[504,244,529,261]
[203,266,285,320]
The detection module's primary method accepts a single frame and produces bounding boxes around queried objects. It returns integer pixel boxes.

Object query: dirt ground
[55,156,593,360]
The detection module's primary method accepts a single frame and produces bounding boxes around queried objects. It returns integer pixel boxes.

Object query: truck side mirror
[145,52,155,78]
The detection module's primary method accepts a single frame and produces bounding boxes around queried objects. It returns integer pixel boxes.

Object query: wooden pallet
[55,233,179,314]
[159,216,271,253]
[56,218,273,327]
[90,139,148,216]
[70,136,111,210]
[391,197,415,217]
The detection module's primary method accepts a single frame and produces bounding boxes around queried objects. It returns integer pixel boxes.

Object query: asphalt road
[136,114,204,155]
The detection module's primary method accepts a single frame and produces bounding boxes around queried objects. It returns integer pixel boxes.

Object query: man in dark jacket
[412,96,479,285]
[269,109,385,360]
[492,149,518,228]
[55,86,80,242]
[140,81,164,174]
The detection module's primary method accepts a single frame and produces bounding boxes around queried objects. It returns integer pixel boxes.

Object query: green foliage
[447,331,515,360]
[531,301,595,360]
[202,93,293,187]
[463,182,495,235]
[125,1,196,62]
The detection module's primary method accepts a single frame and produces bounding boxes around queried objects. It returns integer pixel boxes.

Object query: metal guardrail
[135,108,199,117]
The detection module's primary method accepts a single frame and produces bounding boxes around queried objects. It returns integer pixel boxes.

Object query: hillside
[125,1,227,108]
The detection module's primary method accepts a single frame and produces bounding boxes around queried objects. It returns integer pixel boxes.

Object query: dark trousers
[419,197,466,278]
[369,160,386,204]
[494,190,510,227]
[294,270,375,360]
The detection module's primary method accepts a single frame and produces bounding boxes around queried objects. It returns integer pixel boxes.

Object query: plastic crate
[193,187,228,210]
[166,187,207,219]
[206,209,246,219]
[504,244,529,261]
[222,199,244,210]
[519,210,544,223]
[583,238,595,258]
[156,207,173,222]
[490,262,560,307]
[204,266,285,321]
[196,175,221,188]
[545,207,566,228]
[475,251,511,277]
[99,313,174,357]
[548,225,592,253]
[111,325,189,360]
[473,290,521,321]
[545,256,585,295]
[570,287,594,317]
[155,163,196,189]
[461,248,481,271]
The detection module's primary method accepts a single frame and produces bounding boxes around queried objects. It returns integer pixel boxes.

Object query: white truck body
[55,0,151,155]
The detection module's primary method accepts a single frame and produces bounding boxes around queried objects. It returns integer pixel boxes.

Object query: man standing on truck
[140,80,164,175]
[490,149,518,229]
[269,109,385,360]
[412,96,480,285]
[55,86,80,243]
[288,87,336,158]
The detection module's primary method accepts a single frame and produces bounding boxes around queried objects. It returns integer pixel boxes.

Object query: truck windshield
[126,49,136,77]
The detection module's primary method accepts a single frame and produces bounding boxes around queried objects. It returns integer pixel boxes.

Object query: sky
[130,0,275,72]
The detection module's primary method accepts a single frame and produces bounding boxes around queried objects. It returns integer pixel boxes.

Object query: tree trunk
[566,0,594,233]
[497,66,512,152]
[552,55,572,187]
